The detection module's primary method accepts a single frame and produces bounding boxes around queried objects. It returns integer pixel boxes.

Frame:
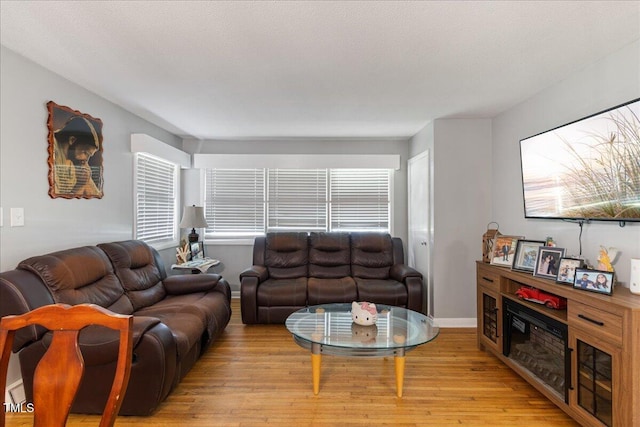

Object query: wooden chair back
[0,304,133,427]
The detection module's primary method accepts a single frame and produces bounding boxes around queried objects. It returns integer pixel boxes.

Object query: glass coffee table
[285,303,439,397]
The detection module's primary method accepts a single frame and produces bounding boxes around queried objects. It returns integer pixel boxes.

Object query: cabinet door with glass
[478,286,501,353]
[569,330,624,427]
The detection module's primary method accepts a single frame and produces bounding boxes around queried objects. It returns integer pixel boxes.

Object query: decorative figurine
[597,246,619,273]
[176,242,191,264]
[351,301,378,326]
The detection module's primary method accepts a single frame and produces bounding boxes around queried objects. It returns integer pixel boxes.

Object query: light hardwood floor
[5,299,579,426]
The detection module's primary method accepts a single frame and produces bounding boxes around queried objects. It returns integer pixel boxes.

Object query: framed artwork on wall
[512,240,546,272]
[47,101,104,199]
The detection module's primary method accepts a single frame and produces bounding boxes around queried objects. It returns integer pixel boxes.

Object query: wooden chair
[0,304,133,427]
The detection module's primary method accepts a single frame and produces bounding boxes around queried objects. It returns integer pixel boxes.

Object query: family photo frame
[190,242,205,260]
[573,268,614,295]
[533,246,566,279]
[489,235,522,267]
[556,258,584,284]
[512,239,546,272]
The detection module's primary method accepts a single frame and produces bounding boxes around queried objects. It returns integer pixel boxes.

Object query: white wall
[0,46,182,386]
[492,40,640,287]
[182,138,411,292]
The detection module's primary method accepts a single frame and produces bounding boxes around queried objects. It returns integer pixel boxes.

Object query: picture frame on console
[489,235,522,267]
[573,268,614,296]
[556,258,584,284]
[512,239,545,273]
[533,246,566,279]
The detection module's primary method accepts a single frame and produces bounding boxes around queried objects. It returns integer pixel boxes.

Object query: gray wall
[0,46,183,271]
[409,40,640,323]
[182,138,411,292]
[0,46,182,386]
[491,40,640,286]
[410,119,493,323]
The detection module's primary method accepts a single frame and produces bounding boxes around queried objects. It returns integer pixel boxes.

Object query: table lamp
[179,205,208,243]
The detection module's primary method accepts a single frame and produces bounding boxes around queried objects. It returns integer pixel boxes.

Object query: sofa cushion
[135,291,231,346]
[308,277,357,305]
[265,233,308,279]
[309,232,351,278]
[138,311,202,358]
[257,277,307,306]
[39,316,161,366]
[354,278,407,306]
[98,241,166,311]
[17,246,134,314]
[351,233,394,279]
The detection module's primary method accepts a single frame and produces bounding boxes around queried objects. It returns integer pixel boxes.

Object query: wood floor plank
[4,299,579,426]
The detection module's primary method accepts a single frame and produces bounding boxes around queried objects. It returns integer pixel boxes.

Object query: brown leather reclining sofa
[0,240,231,415]
[240,232,424,324]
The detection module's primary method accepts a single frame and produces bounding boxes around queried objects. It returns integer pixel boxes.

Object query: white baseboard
[433,317,477,328]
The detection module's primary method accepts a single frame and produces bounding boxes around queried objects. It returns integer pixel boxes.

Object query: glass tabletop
[285,303,439,354]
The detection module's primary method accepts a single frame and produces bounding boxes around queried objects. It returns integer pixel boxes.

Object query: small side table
[171,258,220,274]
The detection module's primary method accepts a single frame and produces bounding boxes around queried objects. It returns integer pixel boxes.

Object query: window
[134,152,179,247]
[330,169,390,232]
[205,169,265,237]
[204,168,391,239]
[267,169,327,232]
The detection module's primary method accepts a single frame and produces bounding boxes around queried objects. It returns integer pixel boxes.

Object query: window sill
[204,239,255,246]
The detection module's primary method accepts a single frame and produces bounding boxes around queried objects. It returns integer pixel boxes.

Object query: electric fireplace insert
[503,297,570,402]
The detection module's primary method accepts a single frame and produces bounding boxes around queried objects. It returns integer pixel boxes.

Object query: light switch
[11,208,24,227]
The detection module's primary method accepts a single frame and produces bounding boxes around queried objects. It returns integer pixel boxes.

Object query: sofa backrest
[17,246,134,314]
[350,233,394,279]
[264,232,308,279]
[98,240,167,311]
[309,232,351,278]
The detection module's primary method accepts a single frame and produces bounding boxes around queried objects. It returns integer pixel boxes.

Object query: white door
[408,151,432,316]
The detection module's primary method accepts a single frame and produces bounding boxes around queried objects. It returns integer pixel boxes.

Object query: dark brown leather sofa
[0,240,231,415]
[240,232,424,324]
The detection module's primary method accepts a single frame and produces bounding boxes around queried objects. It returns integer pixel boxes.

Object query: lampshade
[179,205,208,229]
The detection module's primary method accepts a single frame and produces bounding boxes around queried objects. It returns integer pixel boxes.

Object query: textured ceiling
[1,1,639,139]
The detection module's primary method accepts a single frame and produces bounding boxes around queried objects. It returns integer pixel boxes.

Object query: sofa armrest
[239,265,269,282]
[0,269,56,352]
[390,265,425,313]
[163,274,222,295]
[390,264,423,282]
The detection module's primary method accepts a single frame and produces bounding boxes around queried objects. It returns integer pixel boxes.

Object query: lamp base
[188,229,199,243]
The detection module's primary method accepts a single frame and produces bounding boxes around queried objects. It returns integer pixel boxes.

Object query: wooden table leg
[395,348,406,398]
[311,342,321,395]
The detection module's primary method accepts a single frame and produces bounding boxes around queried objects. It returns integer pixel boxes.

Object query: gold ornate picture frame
[47,101,104,199]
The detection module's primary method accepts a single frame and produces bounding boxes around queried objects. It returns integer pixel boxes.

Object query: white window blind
[204,167,391,239]
[205,169,265,237]
[267,169,327,231]
[134,153,178,246]
[330,169,390,232]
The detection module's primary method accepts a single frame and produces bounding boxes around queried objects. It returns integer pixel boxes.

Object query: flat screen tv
[519,98,640,223]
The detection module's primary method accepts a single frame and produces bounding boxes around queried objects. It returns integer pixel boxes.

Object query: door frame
[408,150,433,317]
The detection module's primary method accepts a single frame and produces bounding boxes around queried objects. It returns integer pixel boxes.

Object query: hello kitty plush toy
[351,301,378,326]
